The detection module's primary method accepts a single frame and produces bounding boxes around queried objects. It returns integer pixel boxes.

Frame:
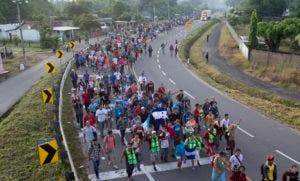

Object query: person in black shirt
[283,164,299,181]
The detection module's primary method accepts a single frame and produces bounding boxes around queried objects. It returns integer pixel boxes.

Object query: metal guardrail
[58,56,79,180]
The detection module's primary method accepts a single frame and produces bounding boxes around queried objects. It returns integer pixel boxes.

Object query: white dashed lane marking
[275,150,300,165]
[162,71,166,76]
[158,65,161,69]
[183,91,195,100]
[168,78,176,85]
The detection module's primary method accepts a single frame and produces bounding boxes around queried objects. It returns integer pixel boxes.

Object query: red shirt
[84,114,96,126]
[81,92,91,105]
[166,125,175,138]
[193,108,200,118]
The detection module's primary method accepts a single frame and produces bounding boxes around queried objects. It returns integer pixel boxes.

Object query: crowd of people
[70,20,299,181]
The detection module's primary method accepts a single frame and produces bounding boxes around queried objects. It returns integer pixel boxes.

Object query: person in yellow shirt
[262,155,277,181]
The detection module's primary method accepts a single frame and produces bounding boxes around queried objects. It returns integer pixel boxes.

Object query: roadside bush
[12,36,21,46]
[40,36,59,49]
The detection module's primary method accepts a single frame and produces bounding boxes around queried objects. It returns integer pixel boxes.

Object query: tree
[73,13,100,37]
[249,10,258,49]
[247,0,287,19]
[257,21,284,52]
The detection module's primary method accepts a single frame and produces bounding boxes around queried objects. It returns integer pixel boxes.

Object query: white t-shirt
[229,154,243,170]
[221,118,230,129]
[96,108,108,122]
[138,76,147,84]
[160,132,170,148]
[114,71,121,80]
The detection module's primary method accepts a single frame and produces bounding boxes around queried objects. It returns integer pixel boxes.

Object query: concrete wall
[250,49,300,68]
[0,29,40,42]
[225,21,249,59]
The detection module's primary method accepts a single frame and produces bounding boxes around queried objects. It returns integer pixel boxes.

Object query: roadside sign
[45,62,55,74]
[68,42,75,49]
[42,87,54,104]
[38,139,58,166]
[56,50,64,59]
[185,20,193,30]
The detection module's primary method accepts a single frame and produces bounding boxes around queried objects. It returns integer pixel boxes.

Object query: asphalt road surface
[81,21,300,181]
[0,37,103,117]
[133,20,300,180]
[204,23,300,102]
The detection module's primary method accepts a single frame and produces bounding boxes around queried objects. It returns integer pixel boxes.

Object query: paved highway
[82,21,300,181]
[133,20,300,180]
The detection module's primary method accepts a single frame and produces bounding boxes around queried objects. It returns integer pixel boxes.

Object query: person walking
[211,151,230,181]
[261,155,277,181]
[120,143,137,181]
[70,69,78,88]
[96,105,108,137]
[184,134,198,170]
[83,121,97,144]
[169,44,174,56]
[131,133,142,171]
[73,99,83,128]
[175,138,185,170]
[103,130,118,169]
[282,164,298,181]
[148,45,153,58]
[118,115,129,145]
[88,138,104,180]
[148,130,160,171]
[229,148,243,172]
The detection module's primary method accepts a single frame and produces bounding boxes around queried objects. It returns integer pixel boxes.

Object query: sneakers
[153,166,157,171]
[113,165,118,170]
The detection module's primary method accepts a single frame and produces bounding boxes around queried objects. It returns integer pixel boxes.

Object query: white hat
[152,130,156,134]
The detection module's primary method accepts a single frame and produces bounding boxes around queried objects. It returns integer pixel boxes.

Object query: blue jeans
[161,148,169,161]
[211,171,226,181]
[92,160,100,178]
[99,121,106,137]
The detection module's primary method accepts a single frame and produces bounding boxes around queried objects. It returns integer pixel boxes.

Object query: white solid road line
[237,127,255,138]
[158,65,161,69]
[275,150,300,165]
[184,91,196,100]
[89,157,212,180]
[168,78,176,85]
[162,71,166,76]
[141,164,155,181]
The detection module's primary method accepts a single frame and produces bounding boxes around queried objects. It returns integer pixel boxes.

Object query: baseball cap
[266,155,274,161]
[152,130,156,134]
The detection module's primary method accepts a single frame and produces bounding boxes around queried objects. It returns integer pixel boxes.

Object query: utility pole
[13,0,27,69]
[153,6,156,22]
[167,0,170,20]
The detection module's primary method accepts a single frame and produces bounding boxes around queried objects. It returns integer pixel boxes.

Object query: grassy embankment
[61,75,89,180]
[179,20,300,130]
[0,72,67,180]
[218,24,300,92]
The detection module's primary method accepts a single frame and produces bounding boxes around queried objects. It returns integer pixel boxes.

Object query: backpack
[260,164,265,176]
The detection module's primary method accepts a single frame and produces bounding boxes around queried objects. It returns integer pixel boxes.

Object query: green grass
[61,75,89,180]
[179,21,300,130]
[0,72,67,180]
[218,25,300,92]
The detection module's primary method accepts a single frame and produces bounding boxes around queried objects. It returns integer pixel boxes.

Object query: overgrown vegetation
[179,21,300,130]
[219,24,300,91]
[61,75,89,180]
[0,72,67,180]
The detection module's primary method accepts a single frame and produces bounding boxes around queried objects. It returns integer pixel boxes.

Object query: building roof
[0,23,20,32]
[53,26,80,31]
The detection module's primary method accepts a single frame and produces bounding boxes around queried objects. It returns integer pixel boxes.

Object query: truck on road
[200,10,211,21]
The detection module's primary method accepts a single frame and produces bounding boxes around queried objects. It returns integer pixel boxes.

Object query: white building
[0,23,40,42]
